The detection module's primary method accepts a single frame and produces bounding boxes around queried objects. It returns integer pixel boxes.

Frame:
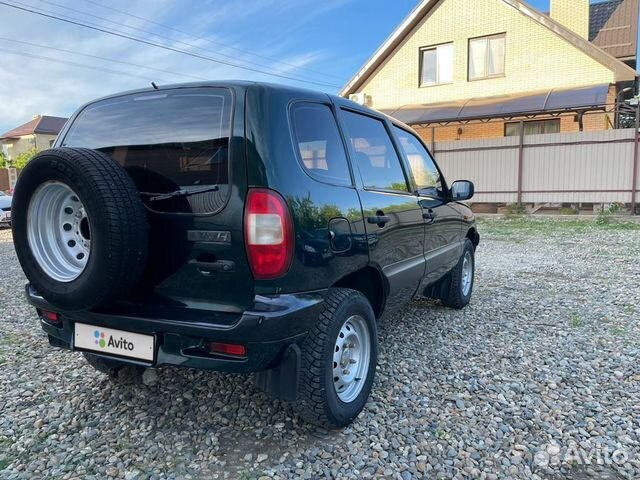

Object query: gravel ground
[1,217,640,480]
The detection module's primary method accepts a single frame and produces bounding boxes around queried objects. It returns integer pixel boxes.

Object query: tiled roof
[589,0,638,61]
[590,0,624,40]
[0,115,68,140]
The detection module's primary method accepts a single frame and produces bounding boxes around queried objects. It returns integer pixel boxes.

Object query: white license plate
[74,322,154,361]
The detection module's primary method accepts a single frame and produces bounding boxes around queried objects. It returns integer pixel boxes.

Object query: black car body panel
[30,81,478,374]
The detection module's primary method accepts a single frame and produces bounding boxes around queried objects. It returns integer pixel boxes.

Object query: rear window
[62,87,232,214]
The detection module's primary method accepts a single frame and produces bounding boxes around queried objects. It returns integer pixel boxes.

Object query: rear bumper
[27,284,325,373]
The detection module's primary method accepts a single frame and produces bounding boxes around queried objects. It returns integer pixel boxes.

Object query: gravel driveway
[1,218,640,480]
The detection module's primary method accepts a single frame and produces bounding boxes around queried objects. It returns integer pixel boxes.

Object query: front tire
[294,288,378,428]
[441,238,475,309]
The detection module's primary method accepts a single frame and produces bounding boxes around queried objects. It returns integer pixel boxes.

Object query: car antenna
[151,82,159,90]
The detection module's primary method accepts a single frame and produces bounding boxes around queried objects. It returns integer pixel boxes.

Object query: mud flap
[255,344,300,402]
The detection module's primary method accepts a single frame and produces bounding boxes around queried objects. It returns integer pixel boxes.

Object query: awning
[384,84,611,125]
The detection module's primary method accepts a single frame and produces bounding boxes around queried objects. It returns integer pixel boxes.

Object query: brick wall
[358,0,617,111]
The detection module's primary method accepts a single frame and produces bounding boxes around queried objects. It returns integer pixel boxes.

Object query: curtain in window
[437,43,454,83]
[469,38,487,79]
[421,49,437,85]
[487,36,505,76]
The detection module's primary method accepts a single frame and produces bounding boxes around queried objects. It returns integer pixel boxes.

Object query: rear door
[338,109,426,311]
[392,126,463,285]
[60,86,255,313]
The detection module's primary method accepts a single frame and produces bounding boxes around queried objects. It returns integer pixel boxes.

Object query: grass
[569,315,584,328]
[610,325,626,337]
[478,215,640,238]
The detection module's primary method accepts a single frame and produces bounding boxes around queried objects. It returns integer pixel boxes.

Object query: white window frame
[468,33,506,81]
[419,42,454,87]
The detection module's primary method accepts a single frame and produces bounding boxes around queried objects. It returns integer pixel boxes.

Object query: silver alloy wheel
[461,251,473,296]
[332,314,371,403]
[27,181,91,282]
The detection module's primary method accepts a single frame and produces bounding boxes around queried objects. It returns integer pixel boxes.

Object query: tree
[0,151,6,169]
[14,147,38,169]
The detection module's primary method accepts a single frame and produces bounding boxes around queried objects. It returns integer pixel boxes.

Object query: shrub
[14,147,39,169]
[505,203,526,216]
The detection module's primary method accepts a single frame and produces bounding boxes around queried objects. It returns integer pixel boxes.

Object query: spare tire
[12,148,148,311]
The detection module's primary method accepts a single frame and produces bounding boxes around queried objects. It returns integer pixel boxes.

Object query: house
[341,0,639,142]
[0,115,68,162]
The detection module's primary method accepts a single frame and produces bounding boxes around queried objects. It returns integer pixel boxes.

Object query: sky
[0,0,633,134]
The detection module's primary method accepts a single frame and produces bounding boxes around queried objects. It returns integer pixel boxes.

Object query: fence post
[632,103,639,215]
[517,120,524,205]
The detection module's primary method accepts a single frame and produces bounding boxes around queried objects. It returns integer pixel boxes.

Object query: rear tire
[294,288,377,428]
[441,239,475,309]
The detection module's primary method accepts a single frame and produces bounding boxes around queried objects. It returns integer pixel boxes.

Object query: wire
[33,0,333,82]
[0,46,173,82]
[0,36,208,81]
[80,0,345,81]
[0,1,342,88]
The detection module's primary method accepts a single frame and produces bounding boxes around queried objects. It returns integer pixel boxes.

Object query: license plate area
[74,322,155,362]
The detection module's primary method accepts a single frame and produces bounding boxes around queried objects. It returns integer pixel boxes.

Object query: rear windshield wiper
[140,185,219,202]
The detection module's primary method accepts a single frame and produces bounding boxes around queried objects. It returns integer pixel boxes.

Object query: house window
[505,119,561,137]
[420,43,454,86]
[468,34,505,80]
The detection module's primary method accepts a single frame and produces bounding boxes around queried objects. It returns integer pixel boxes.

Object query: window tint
[469,34,505,80]
[393,127,442,196]
[420,43,454,86]
[341,111,409,193]
[291,103,351,186]
[63,87,232,213]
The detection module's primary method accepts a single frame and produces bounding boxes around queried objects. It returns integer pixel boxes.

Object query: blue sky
[0,0,635,133]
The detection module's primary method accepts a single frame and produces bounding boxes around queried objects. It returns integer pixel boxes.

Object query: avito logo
[93,330,135,351]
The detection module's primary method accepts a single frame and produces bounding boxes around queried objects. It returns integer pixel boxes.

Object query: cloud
[0,0,349,133]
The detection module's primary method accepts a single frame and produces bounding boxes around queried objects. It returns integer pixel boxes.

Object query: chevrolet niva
[12,82,478,428]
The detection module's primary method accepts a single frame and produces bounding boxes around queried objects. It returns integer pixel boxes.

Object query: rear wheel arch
[332,266,386,319]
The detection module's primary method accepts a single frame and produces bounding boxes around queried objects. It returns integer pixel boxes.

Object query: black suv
[12,82,478,428]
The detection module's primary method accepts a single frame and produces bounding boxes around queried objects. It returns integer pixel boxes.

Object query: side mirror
[450,180,474,201]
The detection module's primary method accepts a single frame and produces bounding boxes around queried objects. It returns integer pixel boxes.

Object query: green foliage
[569,315,584,328]
[596,203,623,225]
[504,203,526,217]
[0,151,6,169]
[559,206,579,216]
[14,147,39,169]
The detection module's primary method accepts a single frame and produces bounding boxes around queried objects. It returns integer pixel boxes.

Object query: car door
[392,126,464,286]
[338,108,426,312]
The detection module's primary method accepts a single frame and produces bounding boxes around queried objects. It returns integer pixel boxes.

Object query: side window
[340,110,409,193]
[393,126,443,196]
[291,103,352,186]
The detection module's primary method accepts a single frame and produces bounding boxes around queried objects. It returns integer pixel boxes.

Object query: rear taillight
[244,188,294,280]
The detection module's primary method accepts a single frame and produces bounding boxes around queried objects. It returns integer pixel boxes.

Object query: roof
[589,0,638,62]
[383,84,610,125]
[0,115,68,140]
[341,0,637,97]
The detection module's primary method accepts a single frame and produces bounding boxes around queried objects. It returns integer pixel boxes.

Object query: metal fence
[433,127,640,211]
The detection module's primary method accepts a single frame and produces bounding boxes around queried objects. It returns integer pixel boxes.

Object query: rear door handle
[367,215,391,226]
[189,259,236,275]
[423,210,437,223]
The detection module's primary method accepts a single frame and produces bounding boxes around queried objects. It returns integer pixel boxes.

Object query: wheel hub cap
[332,315,371,403]
[461,251,473,296]
[27,181,91,282]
